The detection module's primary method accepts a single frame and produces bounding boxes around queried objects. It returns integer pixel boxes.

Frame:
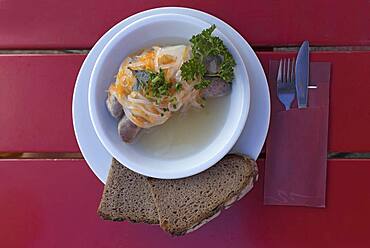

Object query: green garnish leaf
[194,78,211,90]
[219,52,236,82]
[175,82,183,91]
[144,69,171,99]
[180,24,236,86]
[181,55,206,81]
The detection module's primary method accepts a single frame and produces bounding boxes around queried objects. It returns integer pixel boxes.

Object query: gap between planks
[0,152,83,159]
[0,50,89,54]
[1,152,370,160]
[0,46,370,54]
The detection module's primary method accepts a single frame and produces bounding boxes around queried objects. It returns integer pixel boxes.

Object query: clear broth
[134,96,230,159]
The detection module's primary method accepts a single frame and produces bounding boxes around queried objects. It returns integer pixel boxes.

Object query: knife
[295,41,310,108]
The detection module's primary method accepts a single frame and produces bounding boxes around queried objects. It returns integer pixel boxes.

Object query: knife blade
[295,40,310,108]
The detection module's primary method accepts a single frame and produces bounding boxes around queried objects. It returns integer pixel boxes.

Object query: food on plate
[106,92,123,118]
[105,25,236,143]
[201,77,231,98]
[98,154,258,236]
[118,116,142,143]
[148,154,257,235]
[98,159,159,224]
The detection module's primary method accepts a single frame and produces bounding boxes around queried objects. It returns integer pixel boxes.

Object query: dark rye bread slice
[147,154,258,236]
[97,159,159,224]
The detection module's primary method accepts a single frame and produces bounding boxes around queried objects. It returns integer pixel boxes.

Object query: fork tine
[276,57,295,111]
[291,58,295,82]
[283,58,286,82]
[287,58,290,82]
[277,59,282,83]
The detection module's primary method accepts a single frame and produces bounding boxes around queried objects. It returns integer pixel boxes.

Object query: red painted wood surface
[0,0,369,49]
[0,159,369,248]
[1,52,369,152]
[257,51,370,152]
[0,55,84,152]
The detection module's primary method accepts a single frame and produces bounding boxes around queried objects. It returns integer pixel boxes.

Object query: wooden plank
[0,159,369,247]
[257,51,370,152]
[1,52,369,152]
[0,55,84,152]
[0,1,369,49]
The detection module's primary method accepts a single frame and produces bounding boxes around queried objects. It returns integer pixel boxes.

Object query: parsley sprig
[181,25,236,89]
[148,69,171,98]
[133,69,171,99]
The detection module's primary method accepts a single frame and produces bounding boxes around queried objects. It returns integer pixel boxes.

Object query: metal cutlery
[295,40,310,108]
[277,58,295,110]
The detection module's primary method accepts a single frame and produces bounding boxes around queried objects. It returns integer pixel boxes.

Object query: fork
[277,58,295,110]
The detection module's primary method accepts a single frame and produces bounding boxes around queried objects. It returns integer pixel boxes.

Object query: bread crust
[97,159,159,224]
[97,155,258,235]
[148,154,258,236]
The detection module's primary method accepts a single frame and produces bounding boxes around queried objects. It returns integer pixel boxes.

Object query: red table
[1,1,370,247]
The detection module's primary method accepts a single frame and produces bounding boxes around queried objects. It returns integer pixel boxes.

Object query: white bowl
[88,13,250,179]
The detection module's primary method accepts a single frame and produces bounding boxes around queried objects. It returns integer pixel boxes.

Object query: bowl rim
[88,13,250,179]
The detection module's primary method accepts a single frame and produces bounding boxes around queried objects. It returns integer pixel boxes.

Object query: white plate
[72,7,270,184]
[89,13,250,179]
